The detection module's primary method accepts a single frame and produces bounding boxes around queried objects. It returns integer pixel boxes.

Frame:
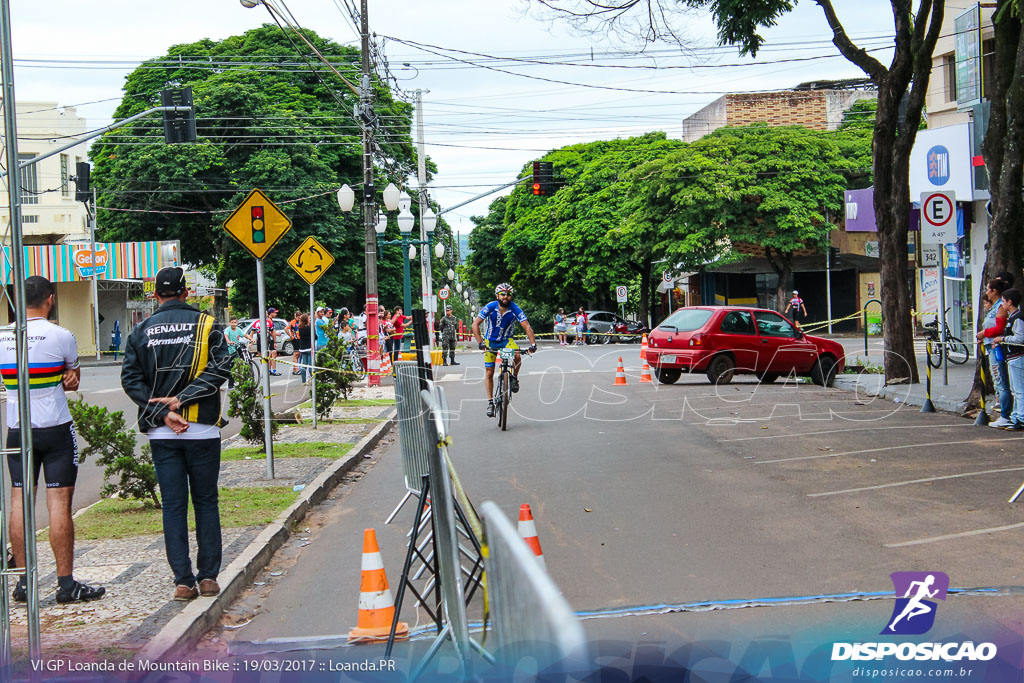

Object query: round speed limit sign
[438,286,450,300]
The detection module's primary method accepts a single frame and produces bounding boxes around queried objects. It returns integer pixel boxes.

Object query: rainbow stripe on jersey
[0,361,65,390]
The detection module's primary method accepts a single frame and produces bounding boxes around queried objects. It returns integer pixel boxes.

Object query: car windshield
[658,309,713,332]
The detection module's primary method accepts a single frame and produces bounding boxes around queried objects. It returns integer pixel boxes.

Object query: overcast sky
[7,1,900,235]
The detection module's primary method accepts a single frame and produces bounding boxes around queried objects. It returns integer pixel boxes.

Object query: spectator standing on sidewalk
[223,317,251,390]
[575,307,588,345]
[121,266,232,601]
[977,278,1013,427]
[287,311,301,375]
[554,308,568,345]
[785,290,808,324]
[314,307,329,349]
[297,313,313,385]
[391,307,407,363]
[992,287,1024,431]
[1,276,105,604]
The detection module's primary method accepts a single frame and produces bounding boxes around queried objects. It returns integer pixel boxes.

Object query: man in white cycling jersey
[472,283,537,417]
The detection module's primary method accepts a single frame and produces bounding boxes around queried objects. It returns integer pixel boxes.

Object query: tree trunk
[966,3,1024,411]
[765,247,792,313]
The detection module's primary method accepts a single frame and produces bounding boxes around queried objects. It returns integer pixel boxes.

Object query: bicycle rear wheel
[926,338,943,369]
[946,335,970,365]
[494,374,505,429]
[500,370,510,431]
[348,350,367,380]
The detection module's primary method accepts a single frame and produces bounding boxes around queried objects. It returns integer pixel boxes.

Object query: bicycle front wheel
[926,338,943,369]
[349,351,367,380]
[494,375,505,429]
[946,336,970,365]
[500,371,510,431]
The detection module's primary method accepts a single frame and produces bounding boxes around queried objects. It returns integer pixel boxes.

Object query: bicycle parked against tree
[924,308,969,368]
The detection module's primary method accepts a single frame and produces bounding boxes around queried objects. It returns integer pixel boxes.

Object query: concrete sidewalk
[831,336,984,416]
[5,385,396,670]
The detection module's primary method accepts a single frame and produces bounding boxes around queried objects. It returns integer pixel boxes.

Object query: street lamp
[337,182,401,385]
[447,267,455,281]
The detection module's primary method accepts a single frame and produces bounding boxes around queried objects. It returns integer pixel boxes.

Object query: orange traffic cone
[378,350,393,377]
[518,504,546,569]
[614,357,628,386]
[640,361,652,383]
[640,333,648,361]
[348,528,408,642]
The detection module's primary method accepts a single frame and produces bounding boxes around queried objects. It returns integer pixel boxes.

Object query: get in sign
[920,191,956,244]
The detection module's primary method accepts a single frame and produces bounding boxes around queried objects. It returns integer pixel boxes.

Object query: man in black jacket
[121,267,231,601]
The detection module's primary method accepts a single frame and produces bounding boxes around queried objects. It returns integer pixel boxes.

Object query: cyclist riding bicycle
[472,283,537,417]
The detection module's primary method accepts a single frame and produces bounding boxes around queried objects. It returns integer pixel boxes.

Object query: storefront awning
[0,240,179,285]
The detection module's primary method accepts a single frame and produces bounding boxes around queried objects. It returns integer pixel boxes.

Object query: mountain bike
[342,339,368,381]
[492,346,524,431]
[924,309,969,368]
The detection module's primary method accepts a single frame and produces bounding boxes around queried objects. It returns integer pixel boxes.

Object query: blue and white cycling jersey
[476,301,528,344]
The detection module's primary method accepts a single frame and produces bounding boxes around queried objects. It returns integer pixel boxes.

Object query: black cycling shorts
[6,421,79,489]
[257,335,276,353]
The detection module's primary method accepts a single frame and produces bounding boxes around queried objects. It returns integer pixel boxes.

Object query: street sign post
[615,285,628,320]
[287,236,335,431]
[223,189,292,479]
[921,190,956,386]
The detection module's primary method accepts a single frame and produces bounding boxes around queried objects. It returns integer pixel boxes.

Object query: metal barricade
[386,361,433,523]
[480,500,588,672]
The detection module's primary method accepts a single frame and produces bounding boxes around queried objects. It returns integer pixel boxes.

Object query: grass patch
[295,398,395,410]
[60,487,299,540]
[221,441,352,461]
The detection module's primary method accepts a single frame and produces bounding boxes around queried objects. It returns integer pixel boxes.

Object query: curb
[833,377,968,416]
[138,411,396,661]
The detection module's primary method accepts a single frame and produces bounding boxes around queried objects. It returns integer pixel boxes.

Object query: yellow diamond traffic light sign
[222,188,292,260]
[287,236,335,285]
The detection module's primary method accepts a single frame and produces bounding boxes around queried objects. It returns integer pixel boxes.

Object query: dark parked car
[566,310,645,344]
[645,306,845,386]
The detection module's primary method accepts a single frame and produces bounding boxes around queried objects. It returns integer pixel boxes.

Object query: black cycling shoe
[12,581,26,603]
[56,580,105,604]
[509,375,520,393]
[486,402,495,418]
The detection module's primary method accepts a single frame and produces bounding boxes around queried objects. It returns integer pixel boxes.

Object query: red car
[646,306,845,386]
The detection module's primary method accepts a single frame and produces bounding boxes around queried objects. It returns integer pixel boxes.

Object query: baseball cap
[268,307,278,314]
[316,306,324,313]
[446,306,453,311]
[154,267,186,296]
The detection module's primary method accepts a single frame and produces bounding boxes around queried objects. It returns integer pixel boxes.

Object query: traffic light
[531,161,555,196]
[160,87,197,144]
[828,247,841,267]
[532,161,544,196]
[74,161,90,203]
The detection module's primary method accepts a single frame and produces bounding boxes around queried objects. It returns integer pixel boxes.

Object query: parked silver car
[565,310,640,344]
[240,318,294,355]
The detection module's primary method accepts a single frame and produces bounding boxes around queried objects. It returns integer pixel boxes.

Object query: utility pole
[415,89,434,353]
[89,190,100,360]
[1,0,42,662]
[360,0,381,386]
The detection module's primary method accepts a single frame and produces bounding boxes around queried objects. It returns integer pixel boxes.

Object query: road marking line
[436,373,465,382]
[723,424,971,442]
[87,388,122,394]
[809,466,1024,497]
[756,437,1021,464]
[885,522,1024,548]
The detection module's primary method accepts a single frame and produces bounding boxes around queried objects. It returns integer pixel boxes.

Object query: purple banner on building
[844,188,876,231]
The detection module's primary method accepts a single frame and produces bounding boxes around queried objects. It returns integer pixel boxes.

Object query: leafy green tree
[536,0,947,383]
[91,25,423,317]
[313,336,355,419]
[228,357,279,446]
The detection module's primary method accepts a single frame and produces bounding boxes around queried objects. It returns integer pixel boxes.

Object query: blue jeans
[150,438,222,587]
[299,350,312,383]
[1007,356,1024,425]
[989,351,1013,419]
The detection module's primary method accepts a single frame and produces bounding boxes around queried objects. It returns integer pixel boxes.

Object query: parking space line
[722,424,971,442]
[756,436,1021,464]
[885,522,1024,548]
[809,466,1024,497]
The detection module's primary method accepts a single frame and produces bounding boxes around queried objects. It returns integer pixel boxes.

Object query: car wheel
[706,354,735,385]
[756,372,779,383]
[811,355,838,387]
[654,367,681,384]
[281,340,294,356]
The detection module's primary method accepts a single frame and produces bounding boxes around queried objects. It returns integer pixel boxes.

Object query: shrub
[227,356,279,446]
[313,336,355,420]
[68,397,160,508]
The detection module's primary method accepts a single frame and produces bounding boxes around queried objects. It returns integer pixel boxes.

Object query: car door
[753,311,818,373]
[715,310,759,374]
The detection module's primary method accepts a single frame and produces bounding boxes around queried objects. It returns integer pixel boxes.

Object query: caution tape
[800,310,863,333]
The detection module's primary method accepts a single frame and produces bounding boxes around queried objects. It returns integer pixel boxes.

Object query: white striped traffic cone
[518,504,546,569]
[348,528,408,642]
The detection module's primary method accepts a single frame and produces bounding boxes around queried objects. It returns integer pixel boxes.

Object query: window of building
[21,215,38,223]
[60,154,69,196]
[943,54,957,103]
[18,153,38,205]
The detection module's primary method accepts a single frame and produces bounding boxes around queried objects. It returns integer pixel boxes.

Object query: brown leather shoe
[174,584,199,601]
[198,579,220,597]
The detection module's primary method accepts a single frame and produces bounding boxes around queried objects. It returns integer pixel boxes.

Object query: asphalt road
[1,362,312,530]
[222,341,1024,665]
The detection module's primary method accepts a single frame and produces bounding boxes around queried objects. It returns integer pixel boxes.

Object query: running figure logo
[882,571,949,635]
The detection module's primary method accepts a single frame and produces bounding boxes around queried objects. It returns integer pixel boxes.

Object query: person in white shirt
[1,276,105,604]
